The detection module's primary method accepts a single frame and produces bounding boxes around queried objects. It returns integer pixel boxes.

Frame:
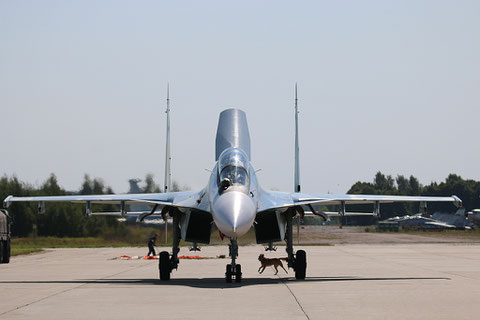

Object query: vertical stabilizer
[215,109,251,161]
[164,84,172,193]
[294,83,301,193]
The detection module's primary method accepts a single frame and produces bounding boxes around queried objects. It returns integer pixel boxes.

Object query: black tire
[235,264,242,283]
[295,250,306,280]
[3,240,10,263]
[226,264,232,283]
[0,240,4,264]
[159,251,171,280]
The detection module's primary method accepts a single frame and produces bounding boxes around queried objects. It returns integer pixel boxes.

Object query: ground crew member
[147,233,158,256]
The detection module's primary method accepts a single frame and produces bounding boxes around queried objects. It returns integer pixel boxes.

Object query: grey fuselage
[190,109,267,239]
[206,153,259,238]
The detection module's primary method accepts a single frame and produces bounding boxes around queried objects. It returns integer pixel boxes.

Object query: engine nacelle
[180,208,213,244]
[254,209,286,244]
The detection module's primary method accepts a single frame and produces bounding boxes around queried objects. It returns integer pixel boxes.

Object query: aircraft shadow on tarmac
[0,276,450,289]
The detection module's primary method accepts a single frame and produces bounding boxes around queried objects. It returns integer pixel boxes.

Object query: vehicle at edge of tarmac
[0,209,11,263]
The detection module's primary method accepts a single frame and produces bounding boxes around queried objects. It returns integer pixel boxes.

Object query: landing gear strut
[285,208,307,280]
[159,208,180,281]
[226,239,242,283]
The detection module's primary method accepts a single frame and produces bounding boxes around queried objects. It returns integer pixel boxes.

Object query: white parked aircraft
[3,88,462,282]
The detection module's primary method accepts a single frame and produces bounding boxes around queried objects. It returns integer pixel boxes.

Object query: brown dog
[258,254,288,275]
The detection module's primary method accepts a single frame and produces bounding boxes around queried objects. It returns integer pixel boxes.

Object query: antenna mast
[294,83,301,193]
[164,84,172,193]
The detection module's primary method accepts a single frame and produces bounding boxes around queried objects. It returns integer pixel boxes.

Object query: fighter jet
[382,208,473,230]
[3,88,462,283]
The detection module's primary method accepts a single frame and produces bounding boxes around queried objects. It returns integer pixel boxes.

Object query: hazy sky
[1,0,479,195]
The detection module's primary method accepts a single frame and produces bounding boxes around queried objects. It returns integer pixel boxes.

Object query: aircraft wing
[3,190,203,213]
[291,193,463,207]
[258,190,462,212]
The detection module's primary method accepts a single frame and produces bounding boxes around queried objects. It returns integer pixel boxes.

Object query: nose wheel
[226,264,242,283]
[226,239,242,283]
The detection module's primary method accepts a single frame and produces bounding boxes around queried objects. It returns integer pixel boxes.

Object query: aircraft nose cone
[213,191,256,238]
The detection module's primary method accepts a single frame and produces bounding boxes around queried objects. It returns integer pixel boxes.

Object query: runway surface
[1,244,479,319]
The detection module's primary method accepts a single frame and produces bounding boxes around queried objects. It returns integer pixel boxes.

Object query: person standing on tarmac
[147,233,158,257]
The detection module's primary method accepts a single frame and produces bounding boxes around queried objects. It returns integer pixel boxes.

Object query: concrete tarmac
[1,244,479,319]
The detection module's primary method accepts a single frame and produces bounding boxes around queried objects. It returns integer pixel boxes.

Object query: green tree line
[0,173,167,237]
[347,172,480,218]
[0,174,122,237]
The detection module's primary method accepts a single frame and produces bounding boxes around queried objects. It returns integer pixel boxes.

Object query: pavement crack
[0,283,85,317]
[278,276,310,320]
[0,263,148,317]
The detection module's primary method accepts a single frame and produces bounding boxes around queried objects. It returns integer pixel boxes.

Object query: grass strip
[11,247,44,256]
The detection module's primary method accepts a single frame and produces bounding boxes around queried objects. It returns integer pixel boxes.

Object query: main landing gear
[225,239,242,283]
[285,208,307,279]
[159,209,180,281]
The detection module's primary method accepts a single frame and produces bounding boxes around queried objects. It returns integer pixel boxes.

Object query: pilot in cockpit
[218,148,249,191]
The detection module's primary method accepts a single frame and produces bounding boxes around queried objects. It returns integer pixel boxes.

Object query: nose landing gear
[226,263,242,283]
[226,239,242,283]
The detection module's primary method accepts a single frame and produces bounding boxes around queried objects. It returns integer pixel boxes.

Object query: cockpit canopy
[218,148,249,187]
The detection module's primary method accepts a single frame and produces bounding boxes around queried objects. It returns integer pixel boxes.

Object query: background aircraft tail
[215,109,251,161]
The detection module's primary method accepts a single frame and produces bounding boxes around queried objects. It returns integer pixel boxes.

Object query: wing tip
[452,195,462,208]
[3,195,13,208]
